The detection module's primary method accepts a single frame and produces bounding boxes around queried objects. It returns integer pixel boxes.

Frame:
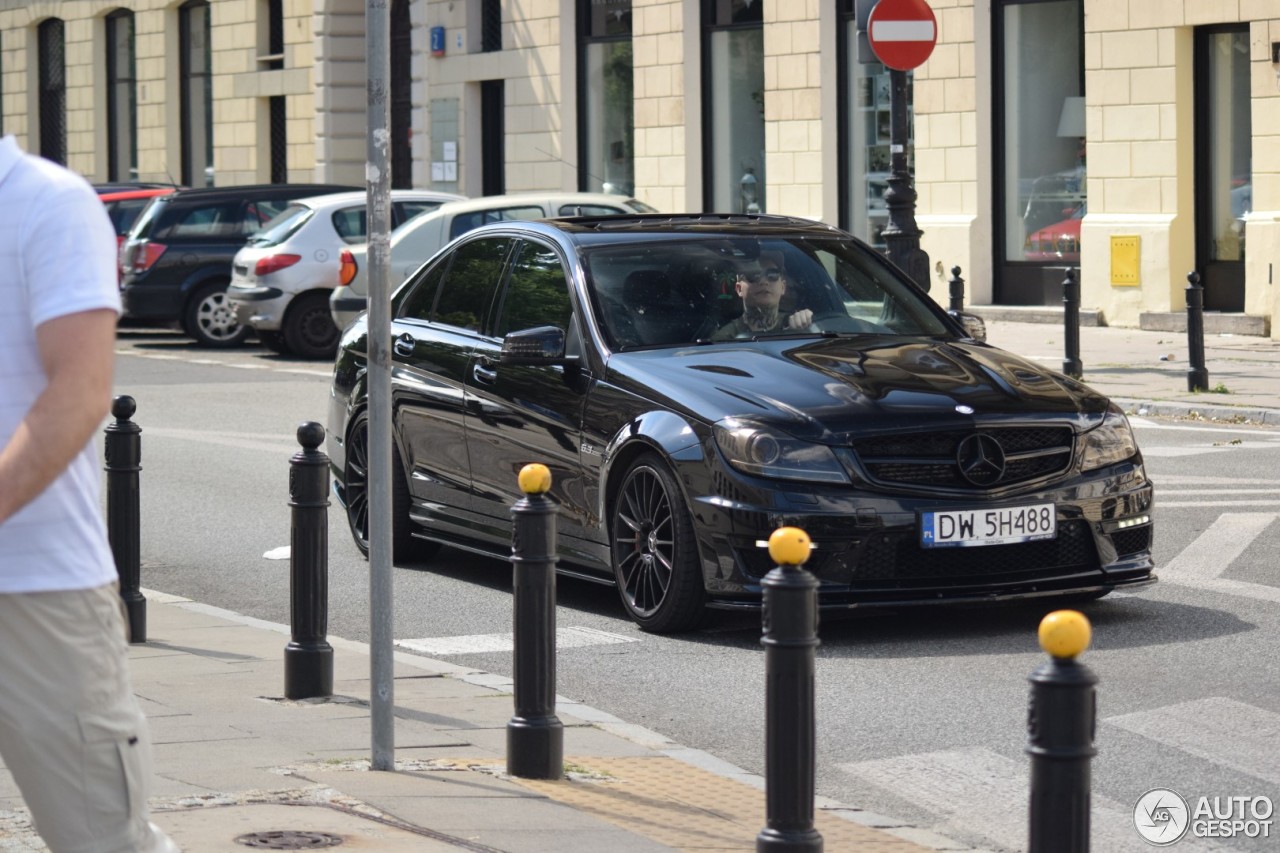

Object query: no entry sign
[868,0,938,71]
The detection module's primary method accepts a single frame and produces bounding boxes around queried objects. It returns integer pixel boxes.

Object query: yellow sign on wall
[1111,236,1140,286]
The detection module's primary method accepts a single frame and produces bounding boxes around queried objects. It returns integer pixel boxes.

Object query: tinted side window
[448,205,545,239]
[166,201,245,238]
[332,206,368,243]
[432,237,513,331]
[398,258,450,322]
[394,200,444,225]
[496,241,572,336]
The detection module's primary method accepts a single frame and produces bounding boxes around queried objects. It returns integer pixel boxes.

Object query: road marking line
[1107,697,1280,785]
[1161,513,1275,582]
[396,626,639,656]
[837,747,1139,851]
[1161,489,1280,495]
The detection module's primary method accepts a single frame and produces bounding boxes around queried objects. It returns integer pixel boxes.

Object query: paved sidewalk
[980,318,1280,425]
[0,592,950,853]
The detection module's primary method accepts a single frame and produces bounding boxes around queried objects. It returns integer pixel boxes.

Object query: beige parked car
[328,191,657,330]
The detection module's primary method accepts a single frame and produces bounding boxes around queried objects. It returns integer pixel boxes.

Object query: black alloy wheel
[283,292,340,359]
[611,454,707,633]
[343,411,440,563]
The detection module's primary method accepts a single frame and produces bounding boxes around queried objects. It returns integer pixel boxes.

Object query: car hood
[608,336,1111,442]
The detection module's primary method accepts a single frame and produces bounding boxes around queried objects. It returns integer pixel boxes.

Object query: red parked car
[1024,203,1084,262]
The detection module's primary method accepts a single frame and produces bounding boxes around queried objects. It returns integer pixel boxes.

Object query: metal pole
[880,68,930,292]
[757,527,823,853]
[366,0,395,771]
[1186,271,1209,392]
[284,422,334,700]
[1062,268,1082,379]
[506,464,563,780]
[948,265,965,313]
[104,395,145,643]
[1027,610,1097,853]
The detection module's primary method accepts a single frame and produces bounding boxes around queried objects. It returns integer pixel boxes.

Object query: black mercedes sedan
[328,214,1155,633]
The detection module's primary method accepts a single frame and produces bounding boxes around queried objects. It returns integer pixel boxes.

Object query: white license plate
[920,503,1056,548]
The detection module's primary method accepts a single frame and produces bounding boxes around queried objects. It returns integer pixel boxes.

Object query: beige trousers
[0,583,159,852]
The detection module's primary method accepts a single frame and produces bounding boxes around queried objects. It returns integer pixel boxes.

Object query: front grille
[853,426,1074,490]
[852,519,1096,586]
[1111,526,1152,557]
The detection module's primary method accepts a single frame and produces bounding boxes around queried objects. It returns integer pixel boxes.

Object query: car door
[463,237,595,549]
[390,236,514,533]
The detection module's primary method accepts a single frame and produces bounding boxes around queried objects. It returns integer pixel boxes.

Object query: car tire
[343,411,441,564]
[183,281,251,348]
[256,330,290,355]
[610,453,707,633]
[282,292,341,360]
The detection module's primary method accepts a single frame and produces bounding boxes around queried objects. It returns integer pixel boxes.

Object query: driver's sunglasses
[745,268,784,284]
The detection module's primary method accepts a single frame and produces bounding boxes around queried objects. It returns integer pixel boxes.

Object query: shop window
[703,0,764,213]
[106,10,137,181]
[180,0,213,187]
[38,18,66,165]
[838,2,913,251]
[579,0,633,195]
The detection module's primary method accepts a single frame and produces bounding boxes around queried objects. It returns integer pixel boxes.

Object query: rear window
[249,204,314,247]
[126,197,166,240]
[448,206,546,239]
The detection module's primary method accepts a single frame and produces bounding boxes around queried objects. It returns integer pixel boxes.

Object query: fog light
[1115,514,1150,530]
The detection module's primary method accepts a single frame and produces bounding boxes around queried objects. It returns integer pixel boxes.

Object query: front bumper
[689,464,1155,609]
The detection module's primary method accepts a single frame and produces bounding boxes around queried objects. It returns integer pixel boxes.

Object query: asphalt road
[113,329,1280,853]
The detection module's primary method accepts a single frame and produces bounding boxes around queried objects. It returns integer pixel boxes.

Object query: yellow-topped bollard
[1038,610,1091,659]
[758,525,823,853]
[507,462,562,780]
[1027,608,1099,853]
[768,526,812,567]
[518,462,552,495]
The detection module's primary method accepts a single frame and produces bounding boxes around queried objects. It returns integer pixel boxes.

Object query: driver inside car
[711,250,814,340]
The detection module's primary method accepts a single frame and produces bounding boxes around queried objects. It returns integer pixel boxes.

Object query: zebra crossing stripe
[837,747,1139,851]
[1160,513,1276,583]
[1107,697,1280,786]
[396,626,638,656]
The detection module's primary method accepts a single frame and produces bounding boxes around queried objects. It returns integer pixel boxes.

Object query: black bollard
[757,527,823,853]
[1185,271,1209,392]
[948,265,965,313]
[1027,610,1097,853]
[1062,268,1083,379]
[507,463,563,780]
[104,395,146,643]
[284,422,334,700]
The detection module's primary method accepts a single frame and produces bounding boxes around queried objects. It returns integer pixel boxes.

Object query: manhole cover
[234,831,344,849]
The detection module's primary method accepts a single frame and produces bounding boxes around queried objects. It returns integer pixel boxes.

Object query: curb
[142,590,991,852]
[1114,398,1280,427]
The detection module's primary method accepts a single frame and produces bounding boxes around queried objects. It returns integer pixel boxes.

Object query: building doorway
[1194,26,1250,312]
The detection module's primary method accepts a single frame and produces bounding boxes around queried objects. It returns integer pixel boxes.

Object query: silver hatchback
[228,189,463,358]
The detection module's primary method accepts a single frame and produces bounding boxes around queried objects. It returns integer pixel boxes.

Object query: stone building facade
[1,0,1276,338]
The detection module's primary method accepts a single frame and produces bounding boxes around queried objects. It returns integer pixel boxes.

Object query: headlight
[713,418,850,483]
[1078,406,1138,471]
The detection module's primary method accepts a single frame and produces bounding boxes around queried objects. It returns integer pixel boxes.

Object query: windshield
[249,204,314,246]
[582,236,953,350]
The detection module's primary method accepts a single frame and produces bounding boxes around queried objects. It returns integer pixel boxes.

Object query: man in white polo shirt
[0,137,177,852]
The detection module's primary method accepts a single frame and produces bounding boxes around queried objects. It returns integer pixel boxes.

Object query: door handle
[472,362,497,384]
[393,335,415,357]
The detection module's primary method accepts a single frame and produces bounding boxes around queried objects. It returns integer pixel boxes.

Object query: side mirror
[949,310,987,342]
[501,325,573,365]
